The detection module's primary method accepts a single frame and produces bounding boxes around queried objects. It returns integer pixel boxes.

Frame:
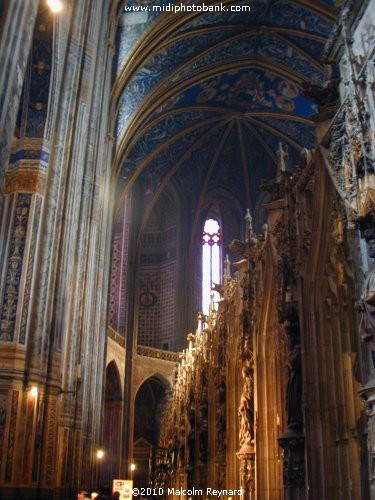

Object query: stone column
[278,431,305,499]
[0,0,115,496]
[0,4,51,490]
[0,0,39,217]
[236,449,255,500]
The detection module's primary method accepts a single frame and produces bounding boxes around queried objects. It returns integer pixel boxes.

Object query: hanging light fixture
[30,386,38,397]
[47,0,63,13]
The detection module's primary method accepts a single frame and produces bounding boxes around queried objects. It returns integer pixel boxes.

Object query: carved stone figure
[238,388,252,447]
[198,419,208,462]
[356,228,375,365]
[238,454,255,497]
[260,178,283,201]
[238,339,254,448]
[187,427,195,466]
[216,380,226,453]
[299,148,313,167]
[217,464,226,490]
[286,344,303,429]
[198,395,208,462]
[277,141,289,178]
[301,74,339,110]
[187,407,195,467]
[170,435,179,471]
[178,428,185,468]
[278,432,305,489]
[229,239,249,258]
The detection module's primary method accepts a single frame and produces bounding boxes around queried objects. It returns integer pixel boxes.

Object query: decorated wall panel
[138,193,179,350]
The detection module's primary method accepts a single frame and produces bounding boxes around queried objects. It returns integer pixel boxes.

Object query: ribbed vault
[111,0,340,228]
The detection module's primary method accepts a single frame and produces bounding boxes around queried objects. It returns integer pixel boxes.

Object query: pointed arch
[101,361,123,487]
[133,375,171,488]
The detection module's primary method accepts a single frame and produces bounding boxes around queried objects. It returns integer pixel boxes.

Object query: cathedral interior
[0,0,375,498]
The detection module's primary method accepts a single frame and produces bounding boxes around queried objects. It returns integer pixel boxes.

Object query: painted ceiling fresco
[113,0,338,223]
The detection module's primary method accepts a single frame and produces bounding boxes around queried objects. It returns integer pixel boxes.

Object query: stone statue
[238,339,254,448]
[217,465,226,490]
[212,282,224,296]
[199,396,208,461]
[299,148,312,167]
[356,228,375,365]
[277,141,289,179]
[187,407,195,466]
[238,386,252,447]
[229,239,249,258]
[286,344,303,429]
[170,435,179,470]
[216,380,226,452]
[178,428,185,467]
[198,419,208,462]
[187,427,195,466]
[301,74,340,111]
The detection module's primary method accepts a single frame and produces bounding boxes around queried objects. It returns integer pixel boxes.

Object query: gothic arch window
[201,218,222,315]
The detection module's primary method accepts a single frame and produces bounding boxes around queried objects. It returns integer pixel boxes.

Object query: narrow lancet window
[201,218,222,316]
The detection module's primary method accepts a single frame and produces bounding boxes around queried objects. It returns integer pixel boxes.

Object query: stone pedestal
[278,427,305,499]
[237,442,255,499]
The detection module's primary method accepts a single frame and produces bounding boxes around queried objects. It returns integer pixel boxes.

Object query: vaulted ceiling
[111,0,340,225]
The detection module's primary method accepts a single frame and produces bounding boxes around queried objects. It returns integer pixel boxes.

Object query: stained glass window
[202,218,222,316]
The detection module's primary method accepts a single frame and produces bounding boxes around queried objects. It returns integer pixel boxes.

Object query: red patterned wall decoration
[58,427,69,486]
[22,395,36,483]
[32,394,44,481]
[44,397,57,486]
[109,196,130,332]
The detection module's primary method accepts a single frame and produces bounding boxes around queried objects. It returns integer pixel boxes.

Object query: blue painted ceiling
[113,0,338,223]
